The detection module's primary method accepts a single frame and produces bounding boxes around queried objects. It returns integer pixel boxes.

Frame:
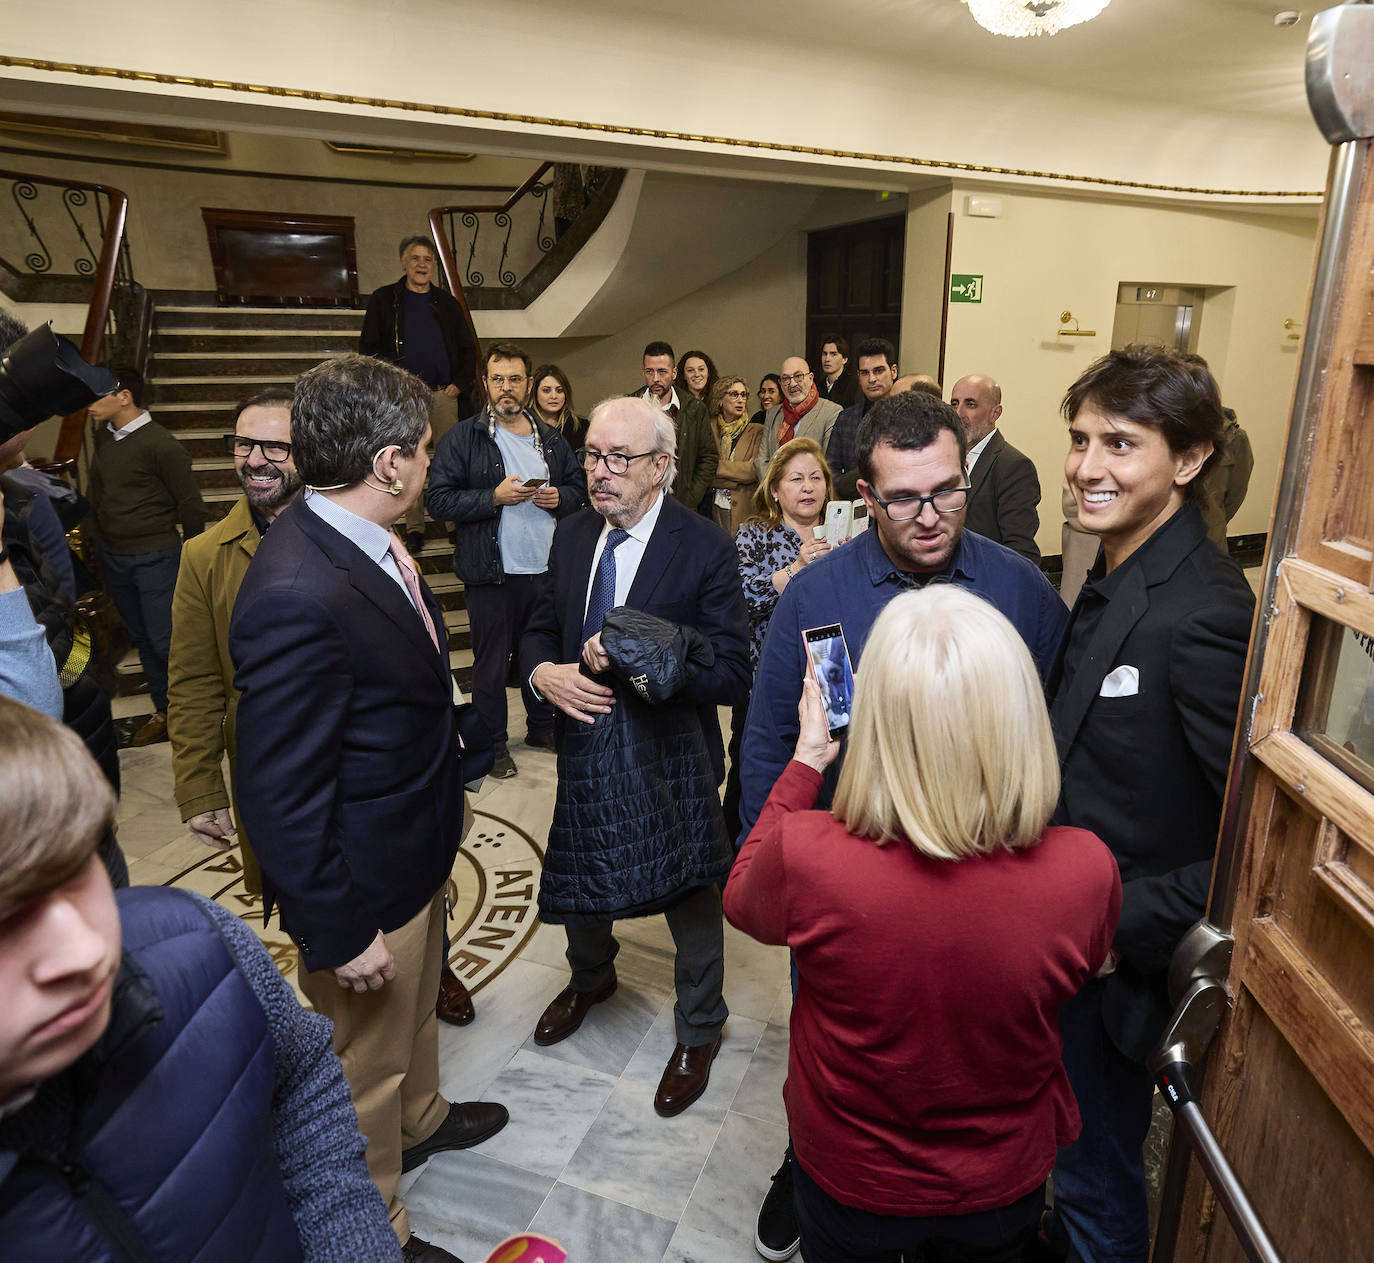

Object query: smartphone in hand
[803,623,856,739]
[520,477,548,489]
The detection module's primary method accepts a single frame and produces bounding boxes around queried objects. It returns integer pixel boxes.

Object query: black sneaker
[491,747,517,778]
[755,1151,800,1261]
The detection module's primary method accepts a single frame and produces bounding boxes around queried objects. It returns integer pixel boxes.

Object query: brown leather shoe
[130,711,167,747]
[436,965,475,1026]
[532,971,617,1046]
[653,1036,721,1118]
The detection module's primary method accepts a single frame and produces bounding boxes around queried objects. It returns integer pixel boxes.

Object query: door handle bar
[1148,924,1283,1263]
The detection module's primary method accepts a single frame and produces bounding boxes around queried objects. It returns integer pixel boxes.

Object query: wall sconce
[1283,318,1302,341]
[1058,310,1096,337]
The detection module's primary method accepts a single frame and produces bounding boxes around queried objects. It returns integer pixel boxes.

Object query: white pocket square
[1099,665,1139,698]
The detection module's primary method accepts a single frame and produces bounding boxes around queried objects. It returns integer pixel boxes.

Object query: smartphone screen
[803,623,856,739]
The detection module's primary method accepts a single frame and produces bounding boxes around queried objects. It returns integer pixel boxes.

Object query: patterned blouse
[736,518,805,671]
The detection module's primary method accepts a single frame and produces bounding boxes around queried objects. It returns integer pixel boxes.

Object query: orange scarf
[779,382,819,445]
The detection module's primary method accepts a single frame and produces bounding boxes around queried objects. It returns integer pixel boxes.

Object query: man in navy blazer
[230,354,506,1263]
[522,394,751,1118]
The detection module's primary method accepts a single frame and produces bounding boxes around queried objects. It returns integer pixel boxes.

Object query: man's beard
[240,464,302,511]
[492,395,524,417]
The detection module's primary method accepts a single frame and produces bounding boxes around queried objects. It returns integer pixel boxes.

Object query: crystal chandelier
[963,0,1112,38]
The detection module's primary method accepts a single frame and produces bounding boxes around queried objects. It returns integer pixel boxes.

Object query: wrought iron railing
[428,164,625,369]
[1,168,141,461]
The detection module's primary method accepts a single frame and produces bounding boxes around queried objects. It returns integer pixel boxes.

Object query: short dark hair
[643,340,675,363]
[483,342,533,378]
[909,380,944,399]
[233,388,294,426]
[398,235,434,258]
[293,354,430,488]
[857,391,968,484]
[0,308,28,354]
[855,337,897,367]
[759,373,782,393]
[1061,345,1225,499]
[820,333,849,358]
[105,362,145,407]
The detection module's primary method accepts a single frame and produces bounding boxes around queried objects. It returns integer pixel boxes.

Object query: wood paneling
[805,214,904,366]
[201,207,357,306]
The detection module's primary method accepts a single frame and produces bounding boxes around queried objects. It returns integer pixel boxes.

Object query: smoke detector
[1274,10,1301,26]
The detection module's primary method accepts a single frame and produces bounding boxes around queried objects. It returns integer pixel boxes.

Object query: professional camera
[0,322,116,444]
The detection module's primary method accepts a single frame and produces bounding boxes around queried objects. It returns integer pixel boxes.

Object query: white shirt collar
[108,410,152,440]
[965,427,996,475]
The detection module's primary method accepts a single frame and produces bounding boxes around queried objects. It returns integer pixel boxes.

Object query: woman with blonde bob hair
[725,587,1121,1263]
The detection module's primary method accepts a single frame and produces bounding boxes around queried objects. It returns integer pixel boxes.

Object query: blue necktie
[582,528,629,642]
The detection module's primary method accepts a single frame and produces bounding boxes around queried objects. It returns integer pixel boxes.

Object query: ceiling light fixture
[963,0,1112,38]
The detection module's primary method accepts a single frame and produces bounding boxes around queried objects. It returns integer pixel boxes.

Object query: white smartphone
[850,499,869,535]
[825,500,852,545]
[803,623,856,739]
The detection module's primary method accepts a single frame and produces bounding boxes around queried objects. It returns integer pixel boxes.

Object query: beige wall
[518,234,808,409]
[932,188,1318,554]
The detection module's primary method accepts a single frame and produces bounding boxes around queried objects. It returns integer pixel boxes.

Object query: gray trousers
[564,883,728,1046]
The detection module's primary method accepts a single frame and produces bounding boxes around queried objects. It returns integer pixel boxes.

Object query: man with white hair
[522,395,751,1118]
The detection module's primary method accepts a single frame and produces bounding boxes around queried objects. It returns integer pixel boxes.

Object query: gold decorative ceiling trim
[0,54,1323,200]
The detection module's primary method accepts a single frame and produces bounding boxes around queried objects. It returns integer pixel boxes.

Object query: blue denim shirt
[738,525,1068,840]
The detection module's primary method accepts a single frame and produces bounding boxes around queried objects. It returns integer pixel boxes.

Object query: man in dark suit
[230,354,506,1263]
[1046,345,1254,1263]
[950,373,1042,563]
[817,332,859,409]
[630,339,718,512]
[522,394,751,1117]
[826,336,899,499]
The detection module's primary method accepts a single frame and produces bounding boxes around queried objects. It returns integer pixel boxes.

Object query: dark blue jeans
[1052,978,1155,1263]
[102,544,181,714]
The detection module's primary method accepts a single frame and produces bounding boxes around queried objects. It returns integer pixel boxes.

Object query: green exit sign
[950,274,983,303]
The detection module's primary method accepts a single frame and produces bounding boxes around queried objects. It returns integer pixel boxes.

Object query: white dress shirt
[964,428,996,478]
[581,489,666,618]
[108,410,152,441]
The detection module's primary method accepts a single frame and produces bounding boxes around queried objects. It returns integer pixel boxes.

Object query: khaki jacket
[167,496,263,892]
[711,418,765,535]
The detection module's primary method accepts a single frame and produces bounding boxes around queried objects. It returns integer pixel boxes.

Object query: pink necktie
[388,532,440,652]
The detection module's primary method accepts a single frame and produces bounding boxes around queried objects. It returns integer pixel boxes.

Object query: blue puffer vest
[0,887,302,1262]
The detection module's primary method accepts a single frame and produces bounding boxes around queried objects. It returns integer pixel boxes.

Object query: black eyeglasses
[578,448,656,475]
[868,486,970,521]
[226,435,293,462]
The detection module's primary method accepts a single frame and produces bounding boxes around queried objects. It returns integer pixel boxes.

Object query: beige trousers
[299,890,449,1244]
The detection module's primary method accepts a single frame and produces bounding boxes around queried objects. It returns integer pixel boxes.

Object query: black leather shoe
[754,1151,800,1260]
[401,1100,509,1173]
[436,965,475,1026]
[532,972,617,1046]
[404,529,428,557]
[653,1035,721,1117]
[525,727,555,750]
[491,747,518,778]
[401,1234,464,1262]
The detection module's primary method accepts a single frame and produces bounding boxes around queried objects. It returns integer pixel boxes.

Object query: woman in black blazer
[1045,346,1255,1263]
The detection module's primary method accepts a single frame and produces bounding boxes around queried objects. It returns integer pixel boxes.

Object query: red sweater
[724,761,1121,1216]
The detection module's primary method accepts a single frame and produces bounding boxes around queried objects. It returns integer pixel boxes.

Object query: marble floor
[110,693,794,1263]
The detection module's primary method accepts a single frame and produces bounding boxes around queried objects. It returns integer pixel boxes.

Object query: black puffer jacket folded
[538,607,733,923]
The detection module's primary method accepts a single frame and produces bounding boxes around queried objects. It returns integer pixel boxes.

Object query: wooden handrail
[0,168,131,463]
[427,161,555,371]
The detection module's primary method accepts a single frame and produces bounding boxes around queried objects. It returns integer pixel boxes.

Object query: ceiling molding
[0,55,1323,201]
